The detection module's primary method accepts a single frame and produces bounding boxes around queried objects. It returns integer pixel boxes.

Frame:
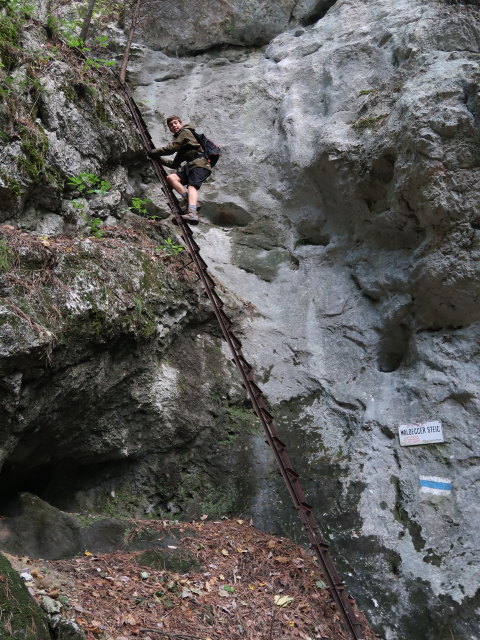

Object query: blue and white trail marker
[398,419,444,446]
[419,476,452,496]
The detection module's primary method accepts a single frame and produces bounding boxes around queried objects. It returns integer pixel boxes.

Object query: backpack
[192,130,221,167]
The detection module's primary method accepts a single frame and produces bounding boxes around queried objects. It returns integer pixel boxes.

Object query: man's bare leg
[166,173,187,197]
[187,185,198,207]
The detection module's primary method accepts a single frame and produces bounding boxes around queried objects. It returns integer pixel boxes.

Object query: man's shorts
[177,166,211,190]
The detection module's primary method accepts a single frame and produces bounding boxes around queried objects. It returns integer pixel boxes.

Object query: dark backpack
[192,130,221,167]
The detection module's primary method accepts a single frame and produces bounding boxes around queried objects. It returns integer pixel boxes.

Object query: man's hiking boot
[172,212,199,226]
[182,212,199,225]
[180,200,202,213]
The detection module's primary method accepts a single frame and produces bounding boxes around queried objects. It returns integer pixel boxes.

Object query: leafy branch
[67,172,111,195]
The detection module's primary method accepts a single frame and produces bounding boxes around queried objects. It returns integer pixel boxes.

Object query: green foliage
[45,14,113,64]
[0,170,20,196]
[0,74,14,98]
[157,237,184,256]
[68,172,111,194]
[65,35,89,51]
[196,484,241,519]
[133,296,143,315]
[95,34,109,48]
[0,552,51,640]
[351,113,388,131]
[46,15,81,42]
[68,175,110,238]
[131,197,151,214]
[0,0,34,69]
[72,513,103,528]
[99,488,137,518]
[71,199,86,212]
[17,71,42,94]
[0,240,11,272]
[17,124,60,185]
[81,213,104,238]
[123,196,151,216]
[358,88,378,96]
[83,56,116,71]
[226,405,259,432]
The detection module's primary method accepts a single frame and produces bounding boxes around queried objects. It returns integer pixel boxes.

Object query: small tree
[119,0,141,83]
[79,0,97,42]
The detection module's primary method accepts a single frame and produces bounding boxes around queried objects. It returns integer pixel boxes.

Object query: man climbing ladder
[148,115,212,225]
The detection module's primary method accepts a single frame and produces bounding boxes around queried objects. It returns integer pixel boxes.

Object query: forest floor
[6,518,376,640]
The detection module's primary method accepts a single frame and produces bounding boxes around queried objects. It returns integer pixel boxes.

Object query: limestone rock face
[0,19,145,233]
[0,218,254,520]
[136,0,336,54]
[132,0,480,638]
[0,11,256,526]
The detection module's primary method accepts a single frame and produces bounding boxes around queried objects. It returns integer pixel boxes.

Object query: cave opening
[301,0,338,26]
[0,460,55,516]
[0,455,137,517]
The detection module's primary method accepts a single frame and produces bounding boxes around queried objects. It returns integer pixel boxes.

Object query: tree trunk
[79,0,97,42]
[119,0,142,84]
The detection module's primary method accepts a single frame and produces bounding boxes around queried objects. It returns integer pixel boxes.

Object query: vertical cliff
[131,1,480,638]
[0,3,257,530]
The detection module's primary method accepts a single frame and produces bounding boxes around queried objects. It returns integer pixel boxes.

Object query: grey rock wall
[0,13,257,526]
[136,0,332,54]
[131,0,480,638]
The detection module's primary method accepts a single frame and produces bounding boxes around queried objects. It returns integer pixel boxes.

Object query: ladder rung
[311,540,330,551]
[202,272,216,290]
[196,255,208,271]
[237,354,253,373]
[212,290,224,307]
[228,333,242,350]
[272,436,286,450]
[176,259,194,272]
[203,290,224,308]
[187,238,200,252]
[218,309,232,328]
[260,407,273,422]
[248,381,263,398]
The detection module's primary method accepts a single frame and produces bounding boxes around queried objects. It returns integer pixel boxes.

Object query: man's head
[166,115,183,134]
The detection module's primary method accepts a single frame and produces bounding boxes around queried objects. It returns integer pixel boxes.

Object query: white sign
[398,420,444,447]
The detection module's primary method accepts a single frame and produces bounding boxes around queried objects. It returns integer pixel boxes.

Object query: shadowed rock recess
[0,1,479,639]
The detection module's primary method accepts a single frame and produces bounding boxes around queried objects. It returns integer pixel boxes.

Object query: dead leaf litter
[7,518,376,640]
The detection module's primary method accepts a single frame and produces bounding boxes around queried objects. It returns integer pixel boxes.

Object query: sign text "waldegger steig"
[398,420,444,447]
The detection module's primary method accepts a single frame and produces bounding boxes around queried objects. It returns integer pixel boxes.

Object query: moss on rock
[0,552,51,640]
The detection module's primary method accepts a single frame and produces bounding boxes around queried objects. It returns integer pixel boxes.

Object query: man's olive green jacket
[151,124,211,171]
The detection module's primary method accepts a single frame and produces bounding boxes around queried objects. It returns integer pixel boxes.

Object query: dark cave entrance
[0,460,55,515]
[0,455,138,517]
[301,0,338,26]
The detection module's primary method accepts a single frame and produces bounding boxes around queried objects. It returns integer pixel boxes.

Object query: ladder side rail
[122,88,364,640]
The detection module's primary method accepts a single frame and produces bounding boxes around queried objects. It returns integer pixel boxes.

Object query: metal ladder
[122,85,365,640]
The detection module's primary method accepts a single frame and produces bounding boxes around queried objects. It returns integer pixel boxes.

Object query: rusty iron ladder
[122,85,365,640]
